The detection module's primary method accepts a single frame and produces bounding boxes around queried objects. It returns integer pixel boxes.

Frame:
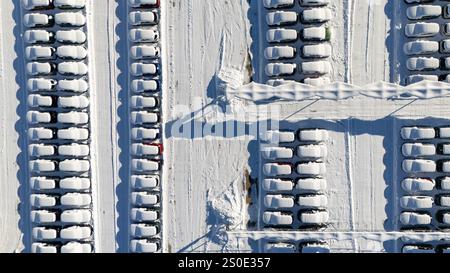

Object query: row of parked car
[21,0,94,254]
[264,240,330,253]
[127,0,162,254]
[263,0,332,86]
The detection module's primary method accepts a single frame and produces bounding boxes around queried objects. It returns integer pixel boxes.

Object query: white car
[261,147,293,160]
[402,245,435,254]
[24,13,54,28]
[131,79,158,93]
[32,227,57,241]
[30,177,57,191]
[296,178,327,192]
[445,4,450,19]
[54,0,86,9]
[262,211,293,226]
[131,175,159,190]
[405,22,439,38]
[61,242,92,254]
[400,212,432,226]
[57,79,89,93]
[263,163,292,176]
[402,159,436,173]
[130,224,159,238]
[264,195,295,209]
[57,45,87,60]
[302,26,331,41]
[59,177,91,191]
[27,62,56,76]
[22,0,53,10]
[131,63,158,76]
[131,96,158,109]
[400,196,433,210]
[28,127,55,141]
[56,30,87,44]
[55,12,86,27]
[406,57,439,71]
[129,11,159,26]
[302,43,332,58]
[28,94,54,108]
[402,143,436,157]
[132,159,160,172]
[131,143,160,156]
[440,212,450,225]
[130,240,160,253]
[131,45,160,60]
[262,178,294,192]
[299,210,329,225]
[401,126,435,140]
[60,226,92,240]
[265,63,296,77]
[30,194,56,208]
[131,128,159,141]
[131,192,159,207]
[59,159,90,173]
[31,210,57,224]
[61,193,91,207]
[27,111,54,124]
[438,127,450,139]
[57,127,89,141]
[266,29,298,43]
[26,46,55,61]
[300,0,329,6]
[28,78,57,92]
[402,178,435,192]
[261,130,295,143]
[298,194,328,208]
[129,29,159,43]
[266,11,297,26]
[443,57,450,70]
[31,243,57,254]
[128,0,160,8]
[264,243,296,253]
[441,39,450,53]
[131,208,159,222]
[297,162,326,175]
[301,61,331,75]
[300,242,330,253]
[57,111,89,125]
[406,5,441,20]
[303,77,331,86]
[438,160,450,172]
[24,30,55,44]
[263,0,294,9]
[58,96,90,109]
[438,143,450,155]
[264,46,296,60]
[29,144,56,157]
[301,8,332,24]
[131,111,159,125]
[436,195,450,207]
[406,74,438,85]
[298,129,328,142]
[297,144,328,159]
[58,62,88,76]
[61,210,91,224]
[58,144,90,157]
[403,40,438,55]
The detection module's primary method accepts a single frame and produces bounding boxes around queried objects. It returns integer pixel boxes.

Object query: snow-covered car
[264,46,296,60]
[266,29,298,43]
[438,143,450,155]
[131,127,159,141]
[407,57,439,71]
[131,111,159,125]
[440,40,450,54]
[24,30,55,44]
[28,78,57,92]
[436,195,450,207]
[264,195,295,209]
[402,245,435,254]
[263,0,295,9]
[264,243,296,253]
[130,45,160,60]
[129,11,159,26]
[298,194,328,208]
[59,177,91,191]
[402,177,435,192]
[405,22,439,38]
[61,242,92,254]
[57,127,89,141]
[438,160,450,172]
[57,45,87,60]
[401,126,435,140]
[402,159,436,173]
[300,242,330,253]
[443,57,450,70]
[61,193,91,207]
[130,240,160,253]
[57,111,89,125]
[299,210,329,225]
[406,5,441,20]
[131,224,159,238]
[30,177,57,191]
[31,210,57,224]
[131,192,159,207]
[261,147,294,160]
[438,212,450,225]
[30,194,57,208]
[303,77,331,86]
[301,26,331,41]
[298,129,328,142]
[261,130,295,143]
[129,29,159,43]
[132,159,160,172]
[26,62,56,76]
[27,111,55,124]
[266,11,297,26]
[301,61,331,75]
[24,13,54,28]
[61,210,91,224]
[28,127,56,141]
[263,163,292,176]
[300,0,329,7]
[302,43,332,59]
[58,62,88,76]
[400,196,433,210]
[438,127,450,139]
[54,0,86,9]
[263,178,294,192]
[28,94,55,108]
[301,8,332,24]
[266,63,296,77]
[22,0,53,10]
[297,162,326,176]
[131,63,158,76]
[58,96,89,109]
[59,159,90,173]
[131,143,160,157]
[131,175,159,190]
[55,12,86,27]
[31,243,57,254]
[405,0,435,4]
[296,178,327,192]
[57,79,89,93]
[60,226,92,240]
[131,208,159,222]
[445,4,450,19]
[402,143,436,157]
[58,144,90,157]
[297,144,327,159]
[26,46,55,61]
[131,96,159,109]
[131,79,158,93]
[128,0,160,8]
[400,212,432,226]
[262,211,293,226]
[29,144,56,157]
[406,74,438,85]
[403,40,438,55]
[32,227,57,241]
[56,29,86,44]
